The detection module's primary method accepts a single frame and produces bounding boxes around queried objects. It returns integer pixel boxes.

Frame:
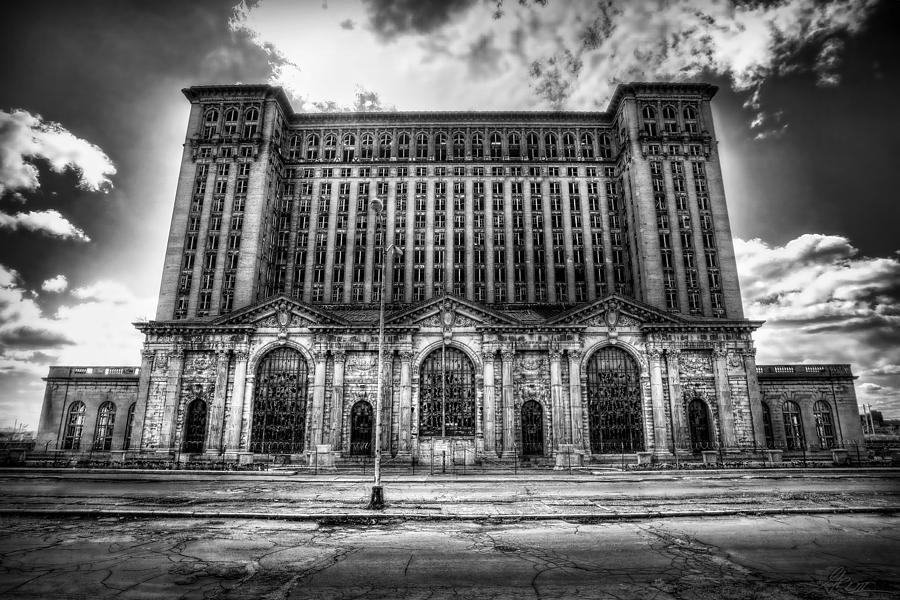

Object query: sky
[1,0,898,430]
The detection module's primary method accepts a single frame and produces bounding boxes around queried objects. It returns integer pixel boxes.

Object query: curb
[1,506,897,523]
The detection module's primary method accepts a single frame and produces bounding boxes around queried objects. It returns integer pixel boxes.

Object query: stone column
[310,350,328,446]
[664,349,688,450]
[648,349,670,455]
[205,349,230,453]
[131,348,155,450]
[501,348,516,456]
[742,348,768,449]
[482,351,496,456]
[240,374,255,451]
[398,351,413,453]
[224,350,249,453]
[567,350,584,451]
[328,350,346,451]
[549,348,566,447]
[712,348,736,448]
[157,347,184,452]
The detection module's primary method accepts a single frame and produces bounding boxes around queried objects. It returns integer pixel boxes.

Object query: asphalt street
[1,514,898,599]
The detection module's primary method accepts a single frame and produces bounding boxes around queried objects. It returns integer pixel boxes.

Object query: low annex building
[36,82,864,464]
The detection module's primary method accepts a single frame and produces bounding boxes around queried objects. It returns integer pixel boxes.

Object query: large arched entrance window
[521,400,544,456]
[419,347,476,437]
[687,397,712,452]
[251,348,309,454]
[586,347,644,453]
[761,402,775,449]
[93,401,116,451]
[182,398,207,453]
[782,401,805,450]
[62,401,86,450]
[813,401,836,449]
[123,402,136,450]
[350,401,374,456]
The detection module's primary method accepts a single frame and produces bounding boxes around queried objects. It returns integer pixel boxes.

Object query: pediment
[384,294,520,327]
[546,294,685,328]
[211,295,349,327]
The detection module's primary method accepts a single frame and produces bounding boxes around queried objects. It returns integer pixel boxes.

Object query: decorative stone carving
[332,349,347,363]
[399,351,414,363]
[516,355,546,372]
[152,353,169,374]
[348,352,377,372]
[567,349,582,363]
[680,351,713,379]
[234,350,250,362]
[501,349,516,362]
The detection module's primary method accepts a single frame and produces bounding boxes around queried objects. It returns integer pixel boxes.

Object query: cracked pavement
[1,514,898,599]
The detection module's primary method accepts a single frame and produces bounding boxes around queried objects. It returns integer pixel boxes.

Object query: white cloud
[735,234,900,417]
[0,108,116,197]
[0,209,90,241]
[230,0,879,126]
[40,275,68,293]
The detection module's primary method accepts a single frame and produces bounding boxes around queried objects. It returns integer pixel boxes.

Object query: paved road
[1,470,898,517]
[1,514,898,599]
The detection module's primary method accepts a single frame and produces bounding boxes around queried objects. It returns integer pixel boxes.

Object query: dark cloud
[0,326,73,349]
[362,0,478,40]
[339,18,355,30]
[466,34,503,79]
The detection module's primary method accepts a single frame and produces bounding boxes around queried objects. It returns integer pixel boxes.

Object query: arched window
[642,105,657,136]
[323,134,337,160]
[378,132,392,159]
[598,133,612,159]
[415,132,429,159]
[813,400,836,449]
[360,133,374,160]
[761,402,775,449]
[435,132,448,161]
[342,133,356,162]
[397,132,410,159]
[349,400,374,456]
[251,347,310,454]
[586,347,644,453]
[62,401,86,450]
[490,132,503,159]
[452,132,466,159]
[243,107,260,138]
[288,135,301,159]
[182,397,207,453]
[123,402,136,451]
[683,105,698,134]
[544,132,558,158]
[526,133,539,159]
[223,108,239,136]
[306,134,320,160]
[472,132,484,159]
[562,132,576,158]
[419,347,476,437]
[521,400,544,456]
[508,132,521,158]
[662,105,678,133]
[782,400,805,450]
[687,397,712,451]
[93,401,116,451]
[202,109,218,139]
[580,132,594,159]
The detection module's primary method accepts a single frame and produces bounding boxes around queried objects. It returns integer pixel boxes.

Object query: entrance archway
[521,400,544,456]
[418,347,476,437]
[350,401,374,456]
[182,399,207,453]
[688,398,713,452]
[586,346,644,453]
[250,347,309,454]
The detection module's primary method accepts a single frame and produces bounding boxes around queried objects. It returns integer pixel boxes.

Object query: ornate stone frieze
[347,352,377,372]
[679,351,713,379]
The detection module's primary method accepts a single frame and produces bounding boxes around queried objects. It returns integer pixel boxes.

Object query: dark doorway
[250,347,309,454]
[586,347,644,453]
[182,399,207,454]
[350,401,374,456]
[521,400,544,456]
[688,398,712,452]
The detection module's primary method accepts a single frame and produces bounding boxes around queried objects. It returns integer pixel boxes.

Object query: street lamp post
[369,198,401,510]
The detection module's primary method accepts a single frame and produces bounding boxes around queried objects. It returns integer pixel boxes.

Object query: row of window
[201,106,261,140]
[281,164,617,180]
[61,401,136,451]
[641,104,701,137]
[762,400,837,450]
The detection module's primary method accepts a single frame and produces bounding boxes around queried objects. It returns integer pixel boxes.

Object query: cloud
[40,275,68,293]
[0,209,90,241]
[0,326,73,350]
[339,18,355,30]
[735,234,900,417]
[361,0,477,40]
[0,108,116,197]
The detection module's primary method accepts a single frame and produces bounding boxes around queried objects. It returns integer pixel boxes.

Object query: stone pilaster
[549,348,566,447]
[648,349,670,455]
[329,350,346,450]
[712,347,736,447]
[240,374,255,450]
[742,348,767,449]
[567,350,584,451]
[310,350,328,447]
[482,350,496,456]
[158,346,184,452]
[224,350,249,452]
[664,349,688,450]
[501,348,516,455]
[131,347,155,450]
[205,349,229,452]
[398,351,413,453]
